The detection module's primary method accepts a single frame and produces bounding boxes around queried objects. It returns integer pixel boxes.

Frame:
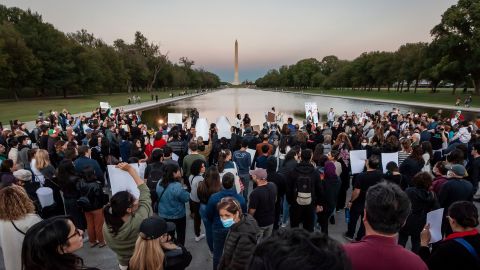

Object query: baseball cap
[13,169,32,182]
[446,164,467,177]
[139,216,175,240]
[249,168,267,179]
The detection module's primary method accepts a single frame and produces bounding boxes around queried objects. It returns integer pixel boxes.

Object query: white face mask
[26,140,32,145]
[361,143,368,147]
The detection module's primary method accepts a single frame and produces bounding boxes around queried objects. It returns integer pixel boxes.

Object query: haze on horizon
[3,0,457,82]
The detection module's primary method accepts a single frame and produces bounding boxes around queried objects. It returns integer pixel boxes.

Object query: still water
[141,88,472,128]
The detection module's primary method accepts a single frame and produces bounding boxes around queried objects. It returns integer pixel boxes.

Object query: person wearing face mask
[217,197,259,270]
[103,163,153,270]
[206,173,247,270]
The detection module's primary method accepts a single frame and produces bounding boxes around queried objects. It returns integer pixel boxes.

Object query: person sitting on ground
[343,182,428,270]
[129,216,192,270]
[103,163,152,270]
[21,216,100,270]
[419,201,480,270]
[248,228,351,270]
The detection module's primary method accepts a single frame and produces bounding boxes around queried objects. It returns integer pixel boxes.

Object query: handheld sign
[196,118,209,140]
[216,116,232,139]
[107,164,146,199]
[100,102,110,109]
[168,113,183,124]
[381,152,399,173]
[350,150,367,174]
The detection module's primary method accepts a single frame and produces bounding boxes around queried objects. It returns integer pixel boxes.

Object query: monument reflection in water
[140,88,472,128]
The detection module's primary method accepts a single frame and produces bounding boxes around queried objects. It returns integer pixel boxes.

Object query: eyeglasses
[67,228,81,240]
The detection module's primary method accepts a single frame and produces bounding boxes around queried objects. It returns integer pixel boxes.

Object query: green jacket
[103,183,152,266]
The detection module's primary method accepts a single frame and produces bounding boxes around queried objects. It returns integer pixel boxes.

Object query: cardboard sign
[168,113,183,124]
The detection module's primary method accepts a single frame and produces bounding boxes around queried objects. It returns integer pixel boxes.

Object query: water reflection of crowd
[0,105,479,270]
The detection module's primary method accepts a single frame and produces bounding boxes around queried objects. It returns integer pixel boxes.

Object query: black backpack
[295,172,313,206]
[146,163,164,210]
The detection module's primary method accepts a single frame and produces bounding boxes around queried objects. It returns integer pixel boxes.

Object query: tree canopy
[257,0,480,94]
[0,5,220,100]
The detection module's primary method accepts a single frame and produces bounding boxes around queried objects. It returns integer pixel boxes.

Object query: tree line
[256,0,480,95]
[0,5,221,101]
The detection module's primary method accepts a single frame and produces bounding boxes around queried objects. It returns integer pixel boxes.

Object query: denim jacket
[156,181,190,219]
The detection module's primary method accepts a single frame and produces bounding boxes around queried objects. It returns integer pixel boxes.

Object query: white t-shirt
[189,174,204,203]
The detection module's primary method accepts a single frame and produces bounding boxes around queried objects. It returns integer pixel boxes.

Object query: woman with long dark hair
[189,159,206,242]
[103,163,152,270]
[332,132,353,210]
[218,149,241,193]
[21,216,99,270]
[156,163,190,245]
[197,166,222,253]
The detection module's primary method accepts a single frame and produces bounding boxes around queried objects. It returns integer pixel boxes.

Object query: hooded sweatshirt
[103,184,153,266]
[401,187,438,234]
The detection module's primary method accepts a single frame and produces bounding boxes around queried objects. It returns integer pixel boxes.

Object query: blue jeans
[239,174,250,202]
[199,203,213,252]
[282,195,289,224]
[212,228,228,270]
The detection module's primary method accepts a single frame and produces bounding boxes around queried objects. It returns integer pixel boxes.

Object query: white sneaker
[195,233,205,242]
[208,250,213,258]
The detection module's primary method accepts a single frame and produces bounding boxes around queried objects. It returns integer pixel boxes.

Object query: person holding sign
[419,201,480,270]
[103,163,153,270]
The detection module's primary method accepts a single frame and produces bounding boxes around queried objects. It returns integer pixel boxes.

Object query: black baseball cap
[139,216,175,240]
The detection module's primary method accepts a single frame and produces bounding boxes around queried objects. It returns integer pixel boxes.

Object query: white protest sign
[168,113,183,124]
[246,148,256,165]
[107,164,143,199]
[350,150,367,174]
[216,116,232,139]
[426,208,444,243]
[381,152,399,173]
[100,102,110,109]
[196,118,209,140]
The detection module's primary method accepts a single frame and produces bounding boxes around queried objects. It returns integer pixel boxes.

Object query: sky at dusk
[3,0,458,82]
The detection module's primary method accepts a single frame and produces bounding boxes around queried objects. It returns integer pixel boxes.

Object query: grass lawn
[0,90,188,125]
[285,88,479,108]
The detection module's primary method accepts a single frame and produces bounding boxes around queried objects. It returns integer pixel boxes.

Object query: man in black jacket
[286,149,324,232]
[345,155,383,241]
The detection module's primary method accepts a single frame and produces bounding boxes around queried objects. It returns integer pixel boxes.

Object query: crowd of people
[0,104,479,270]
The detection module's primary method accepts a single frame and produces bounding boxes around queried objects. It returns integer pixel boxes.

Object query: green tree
[431,0,480,94]
[0,22,39,100]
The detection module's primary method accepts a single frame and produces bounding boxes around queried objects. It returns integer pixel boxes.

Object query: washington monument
[233,39,240,85]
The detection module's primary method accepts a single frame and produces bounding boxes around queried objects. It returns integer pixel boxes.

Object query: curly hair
[0,185,35,220]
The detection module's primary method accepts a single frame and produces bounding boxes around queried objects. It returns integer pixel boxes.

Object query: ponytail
[104,191,134,236]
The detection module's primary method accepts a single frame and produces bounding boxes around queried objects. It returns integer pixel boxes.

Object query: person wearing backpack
[286,149,324,232]
[144,149,164,211]
[78,166,107,248]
